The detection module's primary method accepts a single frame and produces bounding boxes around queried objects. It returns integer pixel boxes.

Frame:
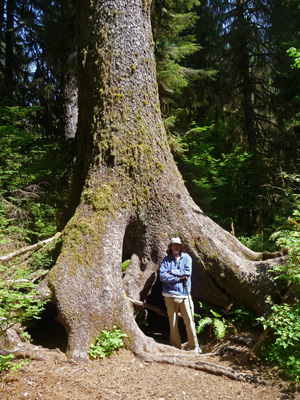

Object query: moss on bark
[48,0,287,359]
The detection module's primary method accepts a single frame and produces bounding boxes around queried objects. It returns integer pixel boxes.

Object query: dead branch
[11,188,40,199]
[1,270,49,286]
[0,196,28,220]
[0,232,61,262]
[127,297,168,318]
[2,279,29,284]
[30,269,50,283]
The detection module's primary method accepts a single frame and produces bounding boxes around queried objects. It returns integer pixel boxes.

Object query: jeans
[164,296,198,350]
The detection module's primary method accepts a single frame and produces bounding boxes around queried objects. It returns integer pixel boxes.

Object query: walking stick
[184,279,201,353]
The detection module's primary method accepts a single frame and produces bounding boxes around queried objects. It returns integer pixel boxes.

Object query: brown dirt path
[1,347,299,400]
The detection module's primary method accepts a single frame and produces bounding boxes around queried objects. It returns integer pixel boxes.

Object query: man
[160,237,201,354]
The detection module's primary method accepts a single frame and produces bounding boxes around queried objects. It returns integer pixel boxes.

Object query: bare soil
[1,332,299,400]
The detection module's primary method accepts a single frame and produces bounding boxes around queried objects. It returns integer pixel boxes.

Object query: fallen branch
[30,269,50,283]
[0,232,62,262]
[127,297,168,318]
[1,270,49,287]
[2,279,29,284]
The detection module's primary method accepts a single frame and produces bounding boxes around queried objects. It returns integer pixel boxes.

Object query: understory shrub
[258,204,300,382]
[0,279,48,334]
[258,301,300,382]
[238,233,277,252]
[0,354,30,373]
[0,261,49,372]
[89,326,128,359]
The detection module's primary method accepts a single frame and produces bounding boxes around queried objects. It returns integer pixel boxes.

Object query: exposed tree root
[2,332,252,383]
[1,326,271,387]
[128,326,254,382]
[136,350,250,382]
[127,297,167,318]
[0,328,60,361]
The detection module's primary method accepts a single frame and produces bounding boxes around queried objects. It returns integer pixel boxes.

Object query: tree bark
[0,0,4,50]
[236,0,256,152]
[60,0,78,140]
[5,0,15,104]
[234,0,262,234]
[48,0,286,360]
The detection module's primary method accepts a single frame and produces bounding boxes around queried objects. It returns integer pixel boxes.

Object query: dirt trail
[1,313,299,400]
[1,345,299,400]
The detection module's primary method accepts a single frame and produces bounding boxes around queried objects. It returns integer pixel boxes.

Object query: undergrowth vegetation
[195,196,300,385]
[257,199,300,383]
[88,326,128,359]
[0,353,30,373]
[0,273,48,334]
[0,259,50,373]
[0,104,70,248]
[195,303,258,340]
[0,103,69,372]
[0,237,59,372]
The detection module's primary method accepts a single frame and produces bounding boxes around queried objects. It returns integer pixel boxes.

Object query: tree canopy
[0,0,299,241]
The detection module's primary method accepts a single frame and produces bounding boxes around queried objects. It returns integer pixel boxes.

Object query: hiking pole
[184,279,201,353]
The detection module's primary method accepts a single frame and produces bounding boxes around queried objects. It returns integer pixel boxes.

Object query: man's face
[171,243,181,256]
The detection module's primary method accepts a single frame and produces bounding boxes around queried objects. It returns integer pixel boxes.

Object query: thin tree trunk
[48,0,286,360]
[60,0,78,140]
[235,0,261,234]
[5,0,15,104]
[0,0,5,48]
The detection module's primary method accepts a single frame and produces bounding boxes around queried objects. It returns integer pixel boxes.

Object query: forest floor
[1,322,300,400]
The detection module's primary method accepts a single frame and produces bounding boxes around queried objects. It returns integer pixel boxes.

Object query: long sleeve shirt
[160,252,192,298]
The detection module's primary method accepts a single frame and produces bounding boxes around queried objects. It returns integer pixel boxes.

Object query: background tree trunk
[49,0,286,360]
[5,0,15,104]
[60,0,78,140]
[0,0,4,51]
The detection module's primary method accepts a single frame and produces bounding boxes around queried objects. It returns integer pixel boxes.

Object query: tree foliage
[258,196,300,382]
[0,0,299,239]
[151,0,300,236]
[0,104,70,247]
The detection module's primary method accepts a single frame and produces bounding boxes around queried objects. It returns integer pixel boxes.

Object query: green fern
[195,316,212,334]
[213,318,227,339]
[195,306,227,339]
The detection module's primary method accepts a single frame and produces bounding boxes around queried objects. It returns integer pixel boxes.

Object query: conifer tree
[46,0,285,360]
[174,0,300,235]
[152,0,200,114]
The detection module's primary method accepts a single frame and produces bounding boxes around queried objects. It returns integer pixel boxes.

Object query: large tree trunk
[48,0,286,360]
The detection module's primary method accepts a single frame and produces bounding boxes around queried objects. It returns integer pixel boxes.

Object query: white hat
[170,237,182,245]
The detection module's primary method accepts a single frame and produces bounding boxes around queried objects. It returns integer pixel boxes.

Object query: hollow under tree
[48,0,286,360]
